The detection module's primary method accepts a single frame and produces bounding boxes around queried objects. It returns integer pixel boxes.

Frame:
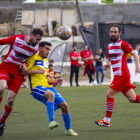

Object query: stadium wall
[0,1,140,27]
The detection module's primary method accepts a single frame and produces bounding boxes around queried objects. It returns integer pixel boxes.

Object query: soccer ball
[57,26,72,40]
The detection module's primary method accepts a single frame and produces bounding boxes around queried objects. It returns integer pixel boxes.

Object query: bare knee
[44,90,55,101]
[128,97,136,103]
[59,102,69,114]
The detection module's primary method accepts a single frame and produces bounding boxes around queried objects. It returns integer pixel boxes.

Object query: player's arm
[21,69,45,76]
[53,72,60,79]
[0,35,16,45]
[129,50,140,73]
[47,76,63,84]
[103,57,111,70]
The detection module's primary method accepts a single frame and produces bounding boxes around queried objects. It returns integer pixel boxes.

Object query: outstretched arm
[0,36,16,45]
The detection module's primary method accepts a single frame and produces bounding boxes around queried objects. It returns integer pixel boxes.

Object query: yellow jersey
[26,54,51,94]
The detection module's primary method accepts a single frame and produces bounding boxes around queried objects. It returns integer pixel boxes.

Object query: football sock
[136,95,140,103]
[62,113,71,130]
[0,97,3,104]
[104,98,115,123]
[46,102,54,123]
[1,104,13,123]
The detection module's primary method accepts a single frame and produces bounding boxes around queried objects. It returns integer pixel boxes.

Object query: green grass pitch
[1,85,140,140]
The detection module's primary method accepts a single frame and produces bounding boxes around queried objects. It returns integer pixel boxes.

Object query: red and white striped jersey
[107,39,133,76]
[0,35,38,66]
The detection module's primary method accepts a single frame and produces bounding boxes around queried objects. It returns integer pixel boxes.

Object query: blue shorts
[32,86,65,111]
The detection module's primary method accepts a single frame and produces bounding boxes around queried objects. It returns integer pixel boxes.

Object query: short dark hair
[49,59,54,63]
[110,24,121,33]
[39,41,52,47]
[49,64,53,68]
[31,28,43,36]
[1,55,5,58]
[72,45,76,48]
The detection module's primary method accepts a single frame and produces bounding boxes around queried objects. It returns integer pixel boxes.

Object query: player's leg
[95,88,117,127]
[75,66,79,86]
[32,86,58,130]
[70,65,75,86]
[58,102,77,136]
[0,80,7,104]
[95,66,99,84]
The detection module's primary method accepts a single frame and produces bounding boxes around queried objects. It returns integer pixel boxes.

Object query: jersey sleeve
[69,52,72,58]
[26,55,35,70]
[54,71,57,74]
[0,35,16,45]
[80,51,83,57]
[121,41,133,53]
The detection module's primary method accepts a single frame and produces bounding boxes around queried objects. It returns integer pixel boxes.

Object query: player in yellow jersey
[21,41,78,136]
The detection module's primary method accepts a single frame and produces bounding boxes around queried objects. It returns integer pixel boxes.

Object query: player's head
[49,59,54,64]
[39,41,52,58]
[110,24,121,43]
[72,45,77,52]
[97,47,102,55]
[30,28,43,46]
[49,64,54,71]
[84,45,88,51]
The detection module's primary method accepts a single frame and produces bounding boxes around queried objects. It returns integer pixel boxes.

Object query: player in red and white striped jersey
[0,28,43,136]
[95,24,140,127]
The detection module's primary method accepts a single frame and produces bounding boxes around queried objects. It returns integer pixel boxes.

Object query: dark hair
[49,59,54,63]
[49,64,53,68]
[110,24,121,33]
[39,41,52,47]
[72,45,76,48]
[31,28,43,36]
[1,55,5,58]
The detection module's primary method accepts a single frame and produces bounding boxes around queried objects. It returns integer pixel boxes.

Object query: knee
[128,97,136,103]
[106,92,112,98]
[61,102,69,112]
[48,92,55,99]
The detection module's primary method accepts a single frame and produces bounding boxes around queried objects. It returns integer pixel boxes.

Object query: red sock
[1,104,13,123]
[105,98,115,118]
[136,95,140,103]
[0,97,3,104]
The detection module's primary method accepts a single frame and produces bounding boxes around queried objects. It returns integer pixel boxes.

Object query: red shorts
[110,75,135,95]
[0,62,24,93]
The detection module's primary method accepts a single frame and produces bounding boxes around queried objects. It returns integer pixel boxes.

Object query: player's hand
[37,69,45,74]
[19,63,27,71]
[103,65,108,70]
[57,78,63,85]
[135,67,140,74]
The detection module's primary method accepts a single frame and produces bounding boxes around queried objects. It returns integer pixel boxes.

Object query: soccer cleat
[65,129,78,136]
[49,121,59,130]
[95,119,110,127]
[0,117,5,136]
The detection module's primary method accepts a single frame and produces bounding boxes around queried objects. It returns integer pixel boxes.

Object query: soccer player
[69,45,80,86]
[80,45,95,86]
[21,41,78,136]
[0,28,43,136]
[95,24,140,127]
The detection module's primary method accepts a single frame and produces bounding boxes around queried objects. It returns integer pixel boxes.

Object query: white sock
[104,117,110,123]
